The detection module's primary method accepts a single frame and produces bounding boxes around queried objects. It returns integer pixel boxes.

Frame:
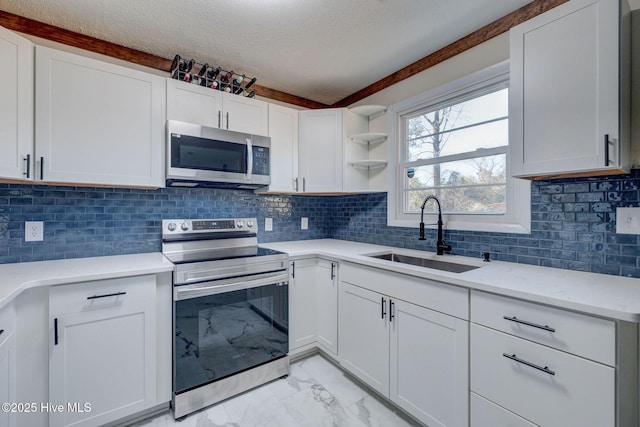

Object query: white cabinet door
[390,299,468,427]
[510,0,628,177]
[298,109,343,192]
[221,92,269,136]
[0,301,16,427]
[267,104,299,192]
[167,79,268,136]
[289,259,317,351]
[166,78,223,128]
[35,46,165,187]
[315,260,338,355]
[49,277,157,427]
[0,25,33,181]
[338,282,389,396]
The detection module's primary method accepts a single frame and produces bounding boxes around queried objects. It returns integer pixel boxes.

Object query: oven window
[174,283,288,394]
[172,134,247,173]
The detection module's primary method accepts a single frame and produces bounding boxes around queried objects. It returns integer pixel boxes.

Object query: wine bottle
[232,74,245,94]
[170,55,181,79]
[206,67,220,89]
[182,60,195,82]
[219,71,232,92]
[246,89,256,98]
[197,63,209,86]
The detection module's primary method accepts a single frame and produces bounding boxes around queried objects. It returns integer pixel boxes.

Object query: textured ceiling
[0,0,534,105]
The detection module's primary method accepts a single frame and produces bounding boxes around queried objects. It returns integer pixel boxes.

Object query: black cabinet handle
[389,300,395,322]
[330,263,335,280]
[87,291,126,300]
[291,261,296,279]
[503,316,555,333]
[0,329,4,337]
[23,154,30,178]
[226,112,229,129]
[54,318,58,345]
[381,297,386,319]
[503,353,555,376]
[40,156,44,180]
[303,178,306,192]
[604,134,611,166]
[218,110,222,128]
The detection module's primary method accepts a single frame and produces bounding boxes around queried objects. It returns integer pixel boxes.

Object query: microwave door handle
[246,138,253,180]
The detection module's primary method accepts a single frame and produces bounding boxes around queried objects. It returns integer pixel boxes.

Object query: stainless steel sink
[368,252,480,273]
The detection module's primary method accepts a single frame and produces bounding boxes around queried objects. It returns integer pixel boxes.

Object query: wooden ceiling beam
[330,0,569,107]
[0,1,567,109]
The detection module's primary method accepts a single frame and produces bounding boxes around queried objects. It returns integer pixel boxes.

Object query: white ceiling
[0,0,535,105]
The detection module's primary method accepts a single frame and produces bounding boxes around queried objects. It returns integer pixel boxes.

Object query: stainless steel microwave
[166,120,270,189]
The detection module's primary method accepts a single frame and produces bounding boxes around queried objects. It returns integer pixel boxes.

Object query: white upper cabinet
[298,108,344,192]
[167,79,269,136]
[0,26,33,181]
[266,104,299,192]
[35,46,166,187]
[510,0,630,178]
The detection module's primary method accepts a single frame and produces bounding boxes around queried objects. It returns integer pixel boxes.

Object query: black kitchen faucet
[419,195,452,255]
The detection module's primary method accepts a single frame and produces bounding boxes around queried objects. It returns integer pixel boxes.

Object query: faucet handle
[439,240,452,253]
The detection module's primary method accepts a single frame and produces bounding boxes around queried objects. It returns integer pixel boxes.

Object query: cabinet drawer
[471,324,614,427]
[471,290,615,365]
[0,301,15,343]
[50,275,156,316]
[341,263,468,319]
[471,392,536,427]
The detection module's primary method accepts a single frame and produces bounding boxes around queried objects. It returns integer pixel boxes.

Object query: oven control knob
[236,220,244,228]
[167,222,177,232]
[181,222,190,231]
[247,220,254,228]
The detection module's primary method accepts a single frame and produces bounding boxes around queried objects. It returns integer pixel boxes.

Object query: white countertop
[1,239,640,322]
[0,253,174,310]
[261,239,640,322]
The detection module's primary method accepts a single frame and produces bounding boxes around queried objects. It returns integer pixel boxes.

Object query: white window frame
[387,61,531,234]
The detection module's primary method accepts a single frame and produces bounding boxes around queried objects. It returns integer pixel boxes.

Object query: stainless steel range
[162,218,289,419]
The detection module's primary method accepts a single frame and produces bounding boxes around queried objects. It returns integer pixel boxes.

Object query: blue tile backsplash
[2,170,640,278]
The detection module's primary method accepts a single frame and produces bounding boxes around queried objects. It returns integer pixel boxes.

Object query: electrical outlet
[265,218,273,232]
[616,207,640,234]
[301,217,308,230]
[25,221,44,242]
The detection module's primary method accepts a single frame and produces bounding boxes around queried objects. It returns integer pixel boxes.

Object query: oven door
[173,271,289,395]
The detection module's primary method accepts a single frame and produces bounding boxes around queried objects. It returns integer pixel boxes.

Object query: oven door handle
[175,272,289,301]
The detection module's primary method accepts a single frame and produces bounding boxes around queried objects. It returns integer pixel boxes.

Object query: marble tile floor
[130,354,421,427]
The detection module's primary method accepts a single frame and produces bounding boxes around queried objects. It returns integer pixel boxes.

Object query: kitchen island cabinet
[0,25,33,182]
[35,46,165,188]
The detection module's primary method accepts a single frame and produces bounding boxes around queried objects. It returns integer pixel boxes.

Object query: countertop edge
[263,239,640,323]
[0,253,174,311]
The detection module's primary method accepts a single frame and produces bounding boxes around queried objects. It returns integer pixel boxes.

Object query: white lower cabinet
[289,258,317,351]
[339,263,469,427]
[315,259,338,355]
[470,393,536,427]
[470,290,634,427]
[49,275,157,427]
[0,301,16,427]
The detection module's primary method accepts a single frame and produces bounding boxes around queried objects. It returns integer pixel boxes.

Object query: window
[388,62,530,233]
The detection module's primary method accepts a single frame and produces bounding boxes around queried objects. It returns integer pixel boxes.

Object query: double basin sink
[367,252,481,273]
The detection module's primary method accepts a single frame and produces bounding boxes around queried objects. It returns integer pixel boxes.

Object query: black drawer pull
[54,318,58,345]
[503,316,555,333]
[503,353,555,376]
[87,291,127,300]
